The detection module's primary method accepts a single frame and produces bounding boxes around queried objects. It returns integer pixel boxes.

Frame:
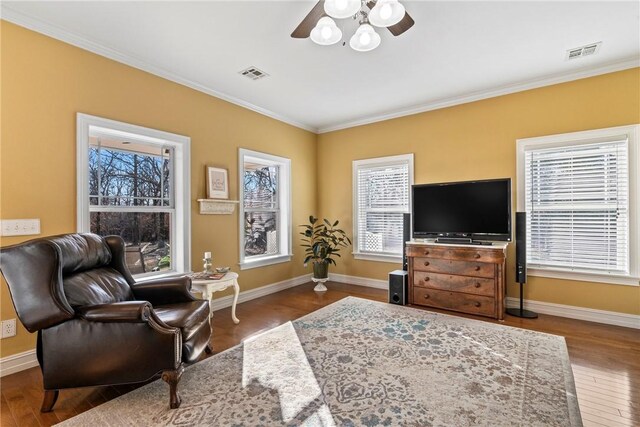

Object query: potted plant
[300,216,352,287]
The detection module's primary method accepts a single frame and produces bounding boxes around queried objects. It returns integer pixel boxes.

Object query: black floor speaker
[506,212,538,319]
[402,213,411,271]
[389,270,408,305]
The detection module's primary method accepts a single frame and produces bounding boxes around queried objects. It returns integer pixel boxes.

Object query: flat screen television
[412,178,512,242]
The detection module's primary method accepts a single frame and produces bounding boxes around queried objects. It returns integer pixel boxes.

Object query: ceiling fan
[291,0,414,52]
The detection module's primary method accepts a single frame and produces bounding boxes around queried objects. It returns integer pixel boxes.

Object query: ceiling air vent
[239,66,269,81]
[566,42,602,60]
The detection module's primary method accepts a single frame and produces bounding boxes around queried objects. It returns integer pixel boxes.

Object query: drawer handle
[474,282,481,288]
[474,253,481,259]
[424,250,429,255]
[474,266,481,271]
[474,302,481,307]
[424,261,430,266]
[424,294,430,299]
[424,276,430,282]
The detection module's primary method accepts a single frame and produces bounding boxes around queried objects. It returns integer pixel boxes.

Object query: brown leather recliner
[0,233,212,411]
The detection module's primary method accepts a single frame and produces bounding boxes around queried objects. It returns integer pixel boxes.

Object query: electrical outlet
[0,219,40,236]
[1,319,16,338]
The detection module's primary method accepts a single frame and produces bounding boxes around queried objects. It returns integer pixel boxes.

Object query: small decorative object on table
[299,216,352,292]
[203,252,213,274]
[215,267,230,273]
[190,272,226,280]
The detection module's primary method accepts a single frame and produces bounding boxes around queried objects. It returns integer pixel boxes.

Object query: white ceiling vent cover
[239,66,269,81]
[566,42,602,60]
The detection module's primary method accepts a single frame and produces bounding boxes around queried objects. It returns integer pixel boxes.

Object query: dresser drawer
[413,287,496,317]
[406,245,504,263]
[412,257,495,279]
[413,271,495,296]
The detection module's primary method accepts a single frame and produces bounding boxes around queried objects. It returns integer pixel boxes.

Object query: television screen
[412,178,511,241]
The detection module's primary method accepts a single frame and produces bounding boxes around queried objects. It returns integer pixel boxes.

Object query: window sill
[353,252,402,263]
[239,254,292,270]
[528,268,640,287]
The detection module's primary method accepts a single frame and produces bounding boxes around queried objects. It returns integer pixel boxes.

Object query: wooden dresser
[406,241,507,320]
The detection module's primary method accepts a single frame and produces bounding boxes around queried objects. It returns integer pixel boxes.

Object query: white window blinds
[355,158,411,256]
[524,138,629,275]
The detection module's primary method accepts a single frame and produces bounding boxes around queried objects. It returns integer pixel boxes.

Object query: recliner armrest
[77,301,152,323]
[131,276,197,305]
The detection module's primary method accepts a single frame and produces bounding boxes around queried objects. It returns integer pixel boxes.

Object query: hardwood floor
[1,281,638,426]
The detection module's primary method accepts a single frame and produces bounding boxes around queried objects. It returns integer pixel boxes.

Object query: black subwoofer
[389,270,408,305]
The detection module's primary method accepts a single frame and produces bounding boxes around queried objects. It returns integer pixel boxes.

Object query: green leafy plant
[300,216,352,274]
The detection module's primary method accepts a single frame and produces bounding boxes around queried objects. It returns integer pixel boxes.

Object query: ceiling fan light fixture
[310,16,343,45]
[324,0,361,19]
[349,23,381,52]
[369,0,405,27]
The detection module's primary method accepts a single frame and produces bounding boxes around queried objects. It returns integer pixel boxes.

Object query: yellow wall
[317,67,640,316]
[0,22,317,358]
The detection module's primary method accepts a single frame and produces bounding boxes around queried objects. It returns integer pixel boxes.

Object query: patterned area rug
[57,297,581,426]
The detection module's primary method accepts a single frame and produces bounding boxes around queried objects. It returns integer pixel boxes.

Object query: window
[77,113,190,278]
[239,149,291,269]
[517,125,639,286]
[353,154,414,262]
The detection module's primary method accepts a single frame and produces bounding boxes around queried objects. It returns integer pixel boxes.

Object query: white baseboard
[329,273,640,329]
[0,349,38,378]
[329,273,388,289]
[505,297,640,329]
[0,274,313,378]
[208,273,312,312]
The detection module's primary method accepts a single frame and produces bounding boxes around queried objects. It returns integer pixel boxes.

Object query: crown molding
[3,5,638,136]
[317,57,640,133]
[0,6,318,133]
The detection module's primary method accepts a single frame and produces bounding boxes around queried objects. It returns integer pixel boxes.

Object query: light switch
[0,219,41,236]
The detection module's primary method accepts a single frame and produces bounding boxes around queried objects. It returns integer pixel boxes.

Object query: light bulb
[310,17,342,46]
[324,0,361,19]
[349,23,381,52]
[369,0,405,27]
[359,32,371,46]
[321,26,332,40]
[380,3,393,20]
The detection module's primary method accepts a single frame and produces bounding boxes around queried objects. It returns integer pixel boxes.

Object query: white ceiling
[3,1,639,133]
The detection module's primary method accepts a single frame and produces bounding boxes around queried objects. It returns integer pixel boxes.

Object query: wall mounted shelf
[197,199,239,215]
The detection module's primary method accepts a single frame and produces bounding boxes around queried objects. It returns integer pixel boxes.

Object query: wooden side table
[191,272,240,324]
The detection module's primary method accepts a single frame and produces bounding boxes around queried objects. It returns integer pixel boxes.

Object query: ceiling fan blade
[365,2,415,37]
[388,11,415,36]
[291,1,326,39]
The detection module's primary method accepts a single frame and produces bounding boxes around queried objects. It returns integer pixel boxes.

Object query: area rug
[57,296,581,426]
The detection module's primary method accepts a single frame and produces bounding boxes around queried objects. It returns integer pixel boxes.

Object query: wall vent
[566,42,602,60]
[239,66,269,81]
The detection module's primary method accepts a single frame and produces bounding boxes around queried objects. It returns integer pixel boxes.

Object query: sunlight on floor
[242,322,336,426]
[572,364,635,427]
[457,331,525,370]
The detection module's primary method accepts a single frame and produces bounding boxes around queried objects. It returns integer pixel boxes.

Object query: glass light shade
[369,0,405,27]
[349,23,381,52]
[310,17,342,45]
[324,0,361,19]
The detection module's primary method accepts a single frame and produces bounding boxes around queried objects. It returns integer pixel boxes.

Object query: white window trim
[238,148,292,270]
[352,153,414,263]
[516,124,639,287]
[76,113,191,277]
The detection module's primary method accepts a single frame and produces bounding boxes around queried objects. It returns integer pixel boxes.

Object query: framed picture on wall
[207,166,229,199]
